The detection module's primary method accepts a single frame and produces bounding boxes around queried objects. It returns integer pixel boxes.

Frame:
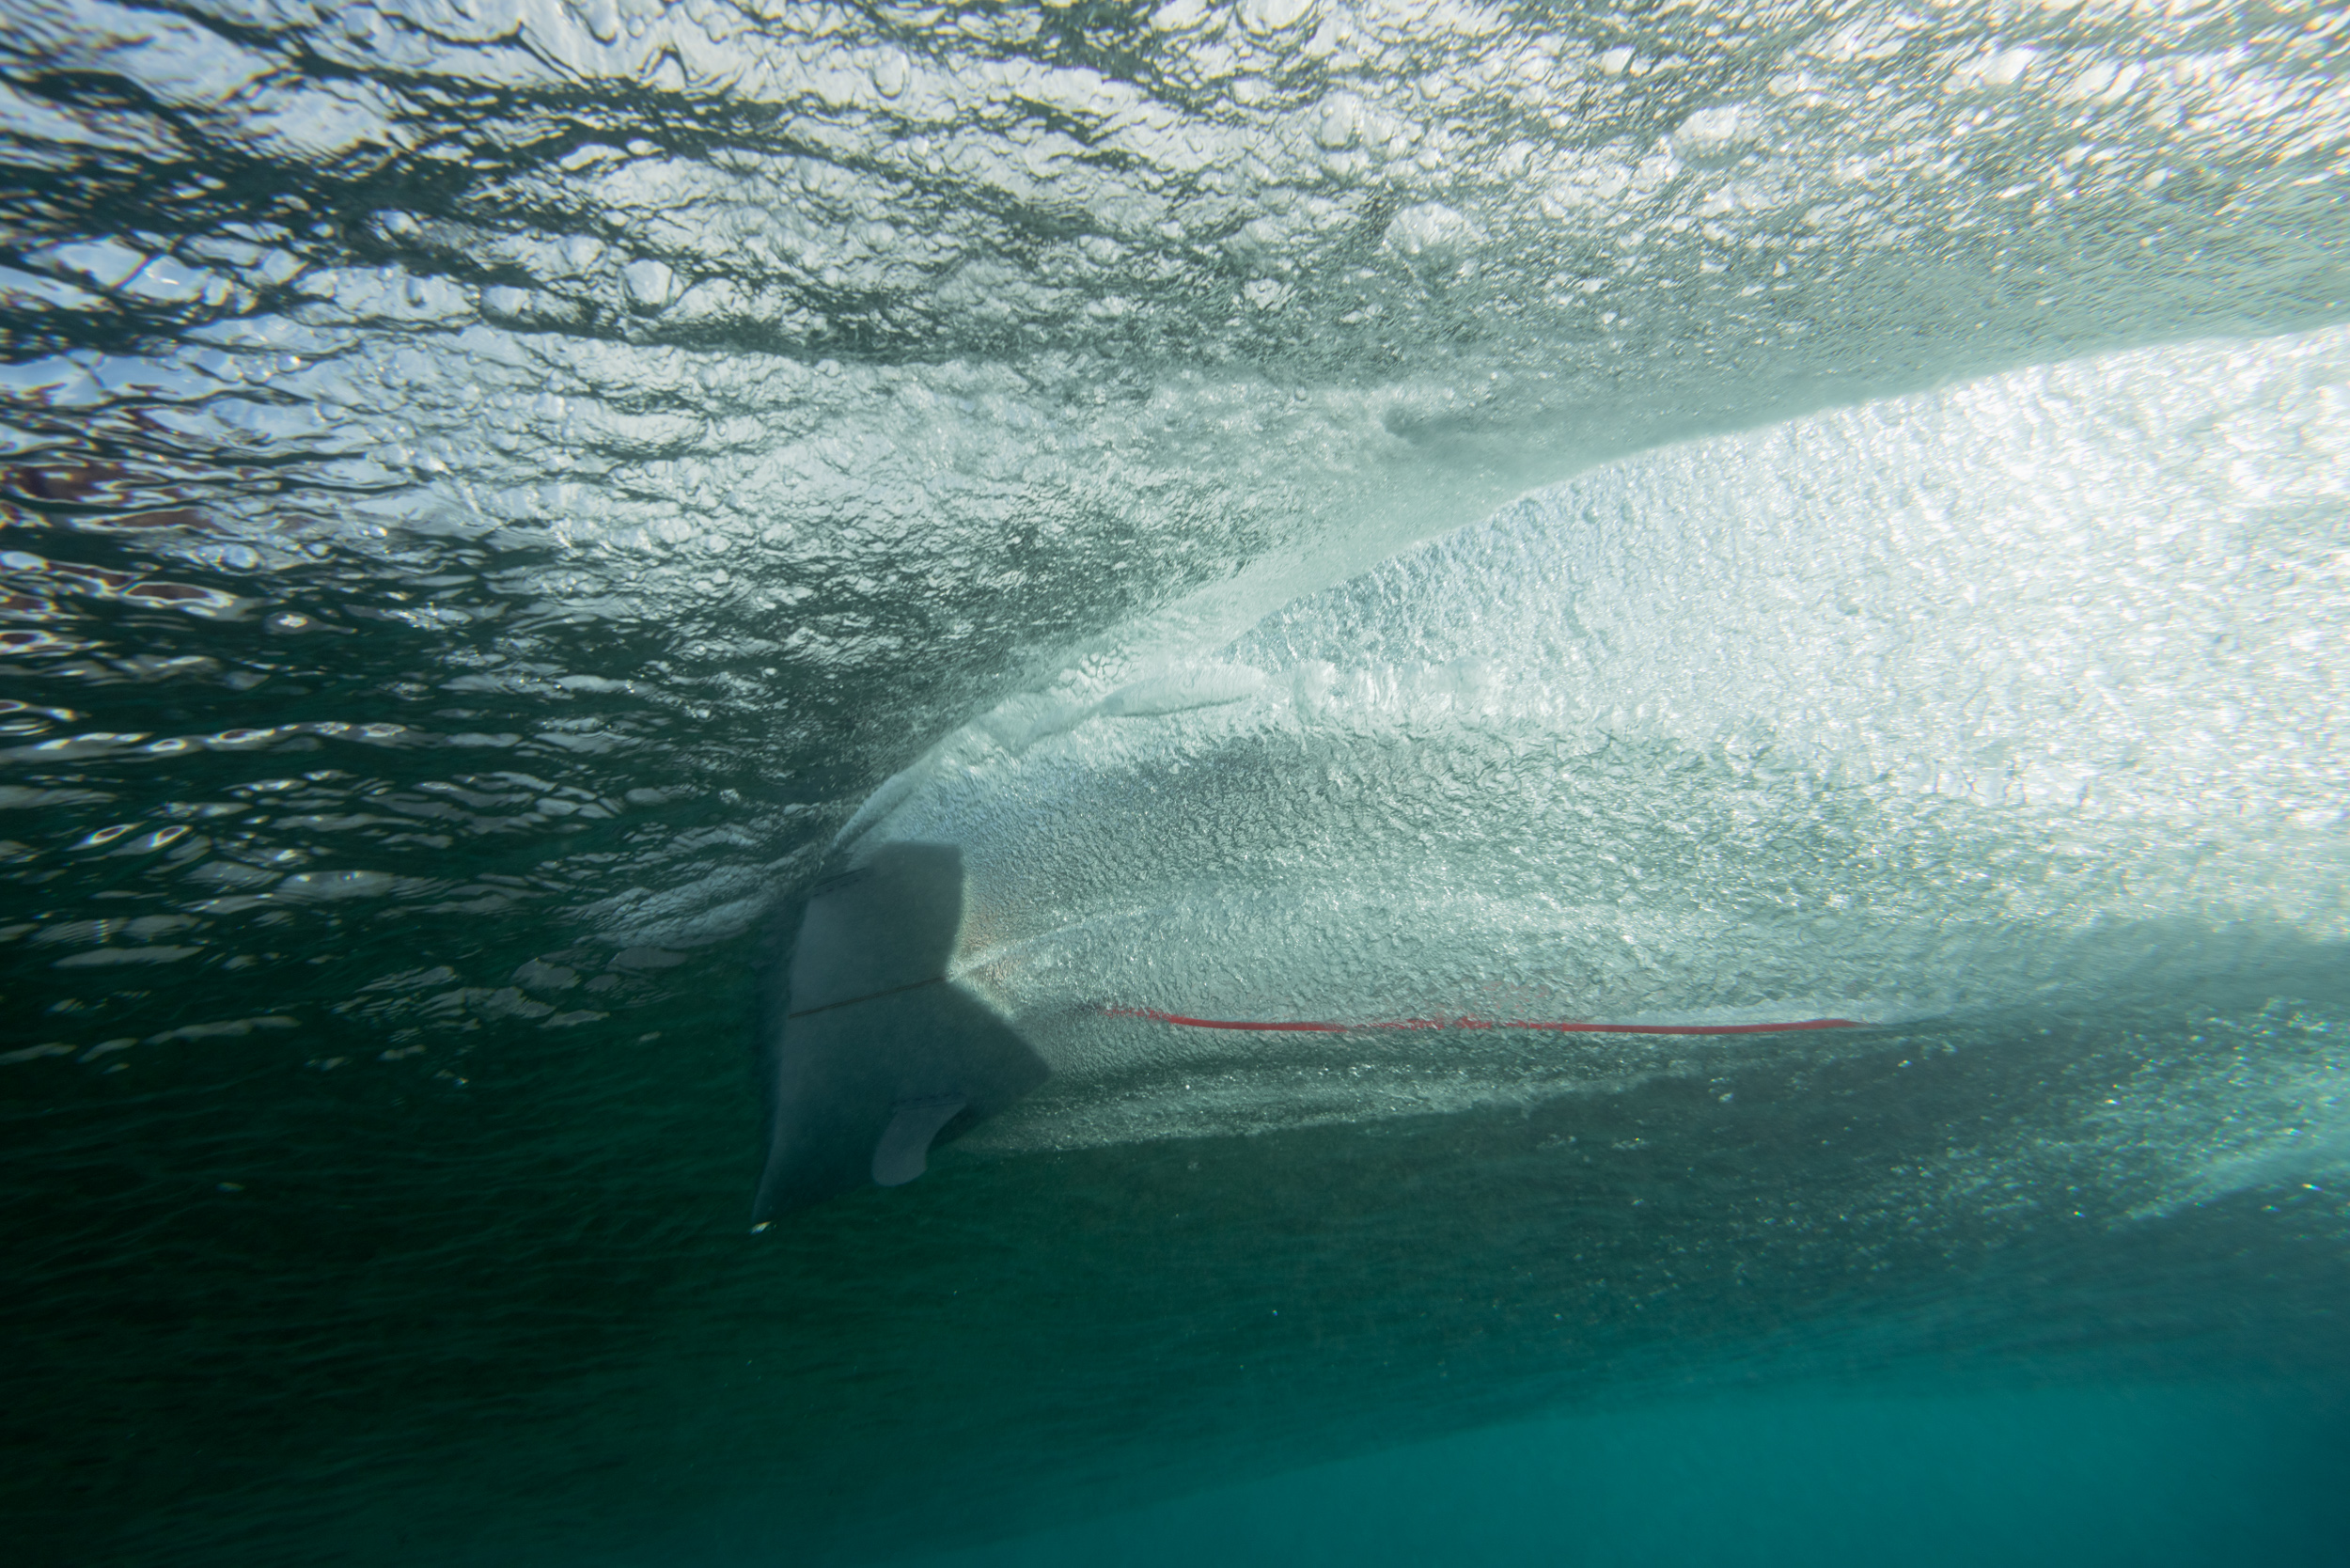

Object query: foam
[849,330,2350,1169]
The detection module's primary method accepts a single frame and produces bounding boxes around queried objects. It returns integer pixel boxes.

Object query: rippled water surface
[3,1,2346,1563]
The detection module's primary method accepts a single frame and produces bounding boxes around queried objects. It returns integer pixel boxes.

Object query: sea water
[2,1,2346,1564]
[908,1386,2350,1568]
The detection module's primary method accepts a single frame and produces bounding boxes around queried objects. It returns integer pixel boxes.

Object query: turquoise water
[914,1387,2350,1568]
[4,0,2348,1563]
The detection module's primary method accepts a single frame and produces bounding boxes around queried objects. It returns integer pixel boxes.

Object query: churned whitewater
[2,1,2346,1565]
[858,330,2349,1172]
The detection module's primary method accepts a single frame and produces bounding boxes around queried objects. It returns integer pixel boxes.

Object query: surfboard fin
[872,1095,967,1186]
[753,842,1048,1220]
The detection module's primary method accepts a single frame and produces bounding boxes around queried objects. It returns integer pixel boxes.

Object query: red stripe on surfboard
[1103,1007,1863,1037]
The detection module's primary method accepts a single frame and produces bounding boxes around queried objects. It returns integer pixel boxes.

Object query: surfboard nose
[753,843,1047,1220]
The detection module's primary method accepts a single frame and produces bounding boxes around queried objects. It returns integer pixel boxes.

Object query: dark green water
[6,0,2349,1562]
[12,991,2349,1563]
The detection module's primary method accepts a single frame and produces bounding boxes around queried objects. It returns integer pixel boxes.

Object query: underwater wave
[838,328,2348,1210]
[3,0,2345,1059]
[4,2,2348,1564]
